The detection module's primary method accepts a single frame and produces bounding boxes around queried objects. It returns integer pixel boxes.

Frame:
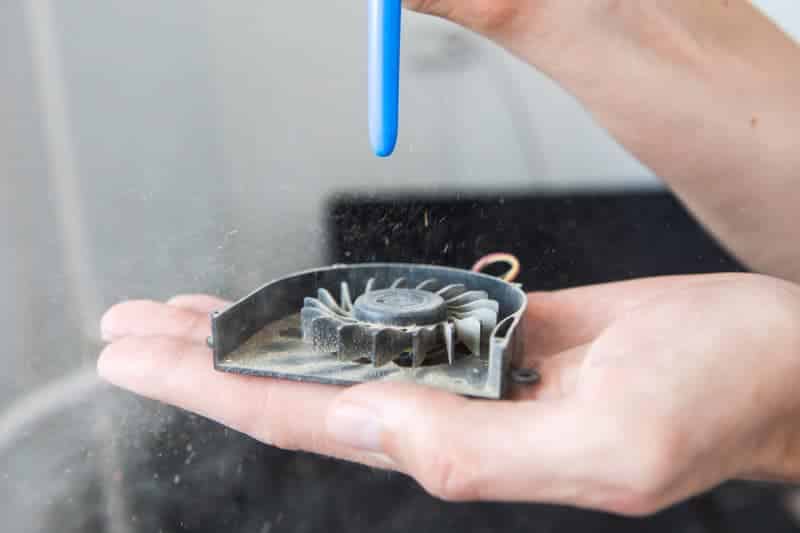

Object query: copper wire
[471,253,521,283]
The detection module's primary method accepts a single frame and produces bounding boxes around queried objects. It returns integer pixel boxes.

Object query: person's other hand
[98,273,800,516]
[403,1,800,284]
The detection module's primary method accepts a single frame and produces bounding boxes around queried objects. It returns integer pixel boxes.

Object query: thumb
[325,382,592,504]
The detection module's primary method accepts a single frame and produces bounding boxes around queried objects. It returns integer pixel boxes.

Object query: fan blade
[454,317,482,356]
[364,278,376,294]
[340,282,353,312]
[303,297,331,314]
[437,284,467,300]
[415,279,438,291]
[451,308,498,336]
[336,324,368,361]
[410,326,437,368]
[446,290,489,306]
[390,277,407,288]
[449,299,500,314]
[309,316,340,352]
[318,288,347,315]
[411,332,426,368]
[371,328,411,367]
[300,308,325,342]
[442,322,455,365]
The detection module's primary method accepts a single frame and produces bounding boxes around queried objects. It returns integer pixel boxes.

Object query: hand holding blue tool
[368,0,402,157]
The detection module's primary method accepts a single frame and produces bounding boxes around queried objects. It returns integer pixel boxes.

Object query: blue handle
[368,0,402,157]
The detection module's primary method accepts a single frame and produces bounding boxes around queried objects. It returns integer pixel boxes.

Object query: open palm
[99,272,800,515]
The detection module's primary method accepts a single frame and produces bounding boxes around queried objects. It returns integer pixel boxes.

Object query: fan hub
[353,288,447,327]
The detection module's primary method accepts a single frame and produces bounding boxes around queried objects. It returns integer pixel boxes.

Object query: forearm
[529,1,800,282]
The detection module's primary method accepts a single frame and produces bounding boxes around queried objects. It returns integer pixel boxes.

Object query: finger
[101,301,214,344]
[524,273,743,361]
[402,0,523,37]
[325,382,612,507]
[167,294,231,314]
[98,336,395,470]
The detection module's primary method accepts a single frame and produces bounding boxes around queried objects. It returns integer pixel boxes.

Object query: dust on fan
[301,277,500,368]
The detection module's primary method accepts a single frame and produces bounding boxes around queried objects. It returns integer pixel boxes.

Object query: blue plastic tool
[368,0,402,157]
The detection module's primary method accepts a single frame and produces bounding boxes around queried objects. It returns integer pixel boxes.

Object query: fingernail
[326,403,385,453]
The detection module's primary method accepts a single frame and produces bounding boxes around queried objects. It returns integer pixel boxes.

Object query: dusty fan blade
[451,308,498,336]
[415,279,439,291]
[442,322,455,365]
[411,333,426,368]
[437,284,467,300]
[318,288,347,316]
[446,290,489,306]
[364,278,376,294]
[302,297,329,314]
[410,327,438,368]
[371,329,411,367]
[305,296,356,323]
[336,324,367,361]
[340,282,353,312]
[454,317,482,355]
[300,307,325,342]
[449,299,500,314]
[309,316,340,352]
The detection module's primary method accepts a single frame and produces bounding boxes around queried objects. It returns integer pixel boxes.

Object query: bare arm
[407,0,800,282]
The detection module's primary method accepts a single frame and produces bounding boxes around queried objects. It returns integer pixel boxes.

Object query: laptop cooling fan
[208,263,528,399]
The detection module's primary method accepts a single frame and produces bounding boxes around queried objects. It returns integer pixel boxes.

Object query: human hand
[403,1,800,283]
[98,273,800,515]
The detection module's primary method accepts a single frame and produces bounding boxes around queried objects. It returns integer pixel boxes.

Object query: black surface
[76,190,797,533]
[327,191,745,288]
